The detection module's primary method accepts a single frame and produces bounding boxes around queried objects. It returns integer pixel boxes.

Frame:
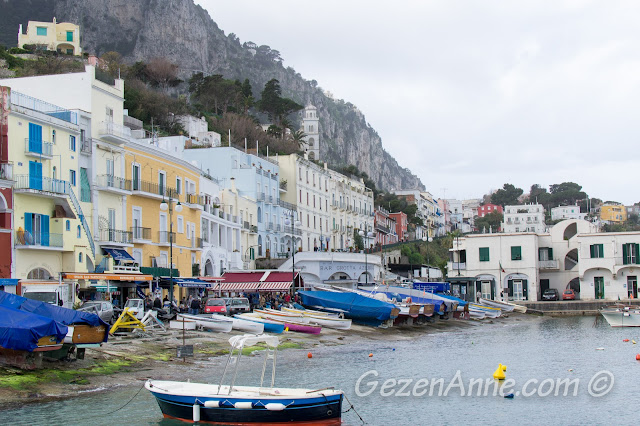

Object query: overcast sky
[196,0,640,205]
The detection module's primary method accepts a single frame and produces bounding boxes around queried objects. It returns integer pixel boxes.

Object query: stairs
[65,182,96,260]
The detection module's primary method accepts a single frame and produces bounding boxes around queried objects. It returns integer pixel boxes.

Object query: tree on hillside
[189,73,241,115]
[258,79,303,138]
[144,57,181,92]
[100,51,126,78]
[475,211,503,233]
[527,184,550,205]
[549,182,586,207]
[490,183,523,207]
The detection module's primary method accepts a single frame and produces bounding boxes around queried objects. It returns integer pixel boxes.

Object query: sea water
[2,316,638,425]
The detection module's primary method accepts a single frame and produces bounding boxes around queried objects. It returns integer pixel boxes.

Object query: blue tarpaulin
[299,290,397,326]
[0,291,108,342]
[0,305,68,352]
[103,248,135,263]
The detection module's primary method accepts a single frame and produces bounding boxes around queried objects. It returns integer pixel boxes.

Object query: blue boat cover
[298,291,396,326]
[381,292,445,313]
[435,293,468,307]
[413,282,450,293]
[0,305,68,352]
[0,291,108,342]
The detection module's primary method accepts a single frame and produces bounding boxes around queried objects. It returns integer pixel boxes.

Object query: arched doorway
[567,277,580,293]
[204,259,213,276]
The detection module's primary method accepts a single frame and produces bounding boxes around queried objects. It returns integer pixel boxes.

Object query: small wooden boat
[235,314,285,334]
[258,316,322,334]
[254,309,310,324]
[146,335,343,423]
[469,304,501,318]
[281,307,341,318]
[479,298,516,312]
[303,314,351,330]
[177,314,233,333]
[211,314,264,333]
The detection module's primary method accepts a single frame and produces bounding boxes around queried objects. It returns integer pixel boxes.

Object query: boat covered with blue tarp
[0,305,68,352]
[0,291,108,343]
[298,290,399,326]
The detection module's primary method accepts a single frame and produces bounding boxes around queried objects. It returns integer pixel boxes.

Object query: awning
[258,282,293,292]
[63,273,153,282]
[218,282,261,292]
[103,248,135,263]
[0,279,20,286]
[160,278,213,288]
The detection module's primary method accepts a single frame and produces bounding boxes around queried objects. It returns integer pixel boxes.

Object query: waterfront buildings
[551,205,586,221]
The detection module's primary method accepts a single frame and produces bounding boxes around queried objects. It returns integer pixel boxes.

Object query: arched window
[78,252,83,263]
[257,207,262,222]
[258,235,263,256]
[77,225,81,238]
[27,268,52,280]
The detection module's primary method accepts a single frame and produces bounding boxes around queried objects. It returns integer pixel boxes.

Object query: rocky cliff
[2,0,424,192]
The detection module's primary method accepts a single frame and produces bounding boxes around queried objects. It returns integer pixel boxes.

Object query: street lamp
[422,235,433,282]
[160,195,182,305]
[359,227,375,284]
[285,217,302,289]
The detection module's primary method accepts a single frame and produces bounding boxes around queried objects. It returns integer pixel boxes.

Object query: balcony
[132,179,177,200]
[15,230,63,249]
[376,223,390,234]
[98,228,132,245]
[99,121,131,144]
[250,225,258,234]
[131,226,151,242]
[279,180,288,191]
[185,193,204,208]
[0,162,13,182]
[257,192,266,202]
[24,138,53,159]
[192,237,203,249]
[80,138,92,155]
[267,222,274,231]
[14,175,68,197]
[158,231,176,245]
[96,174,132,194]
[539,260,559,270]
[450,262,466,270]
[278,199,296,211]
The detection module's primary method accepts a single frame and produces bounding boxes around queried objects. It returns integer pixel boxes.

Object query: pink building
[389,212,408,241]
[0,87,14,282]
[375,208,398,246]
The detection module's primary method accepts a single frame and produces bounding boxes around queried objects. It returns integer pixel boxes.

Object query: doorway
[594,277,605,300]
[628,276,638,299]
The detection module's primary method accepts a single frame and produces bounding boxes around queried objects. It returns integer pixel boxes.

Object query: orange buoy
[624,339,630,342]
[368,353,373,358]
[307,352,313,359]
[636,354,640,361]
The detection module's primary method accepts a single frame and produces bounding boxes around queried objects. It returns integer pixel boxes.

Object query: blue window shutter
[29,161,43,190]
[29,123,43,154]
[25,213,33,236]
[41,215,50,246]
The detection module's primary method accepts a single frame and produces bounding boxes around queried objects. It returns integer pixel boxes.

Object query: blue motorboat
[0,305,68,352]
[146,334,343,423]
[298,290,399,326]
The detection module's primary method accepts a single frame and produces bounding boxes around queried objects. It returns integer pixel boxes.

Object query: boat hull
[177,314,233,333]
[600,309,640,327]
[147,382,342,424]
[235,314,285,334]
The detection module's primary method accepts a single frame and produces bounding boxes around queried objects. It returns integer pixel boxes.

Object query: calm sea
[2,316,638,425]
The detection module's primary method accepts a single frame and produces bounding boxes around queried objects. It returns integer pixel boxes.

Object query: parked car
[542,289,559,301]
[562,289,577,300]
[225,297,251,315]
[79,300,115,323]
[204,298,228,314]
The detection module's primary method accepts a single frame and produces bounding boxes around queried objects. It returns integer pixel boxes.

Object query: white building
[301,105,320,160]
[446,219,640,301]
[551,205,586,221]
[176,115,221,148]
[502,204,546,233]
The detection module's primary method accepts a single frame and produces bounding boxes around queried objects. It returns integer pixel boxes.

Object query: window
[177,216,184,233]
[158,171,166,195]
[186,223,191,240]
[69,169,76,186]
[78,252,83,263]
[623,243,640,265]
[77,225,81,238]
[299,190,302,202]
[66,220,70,231]
[590,244,604,258]
[69,135,76,151]
[511,246,522,260]
[176,177,181,194]
[479,247,490,262]
[66,31,73,42]
[36,27,47,36]
[52,130,56,144]
[538,247,553,261]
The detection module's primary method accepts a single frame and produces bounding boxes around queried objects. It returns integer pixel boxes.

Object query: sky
[196,0,640,205]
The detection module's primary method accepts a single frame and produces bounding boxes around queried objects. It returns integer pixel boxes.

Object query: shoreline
[0,316,519,408]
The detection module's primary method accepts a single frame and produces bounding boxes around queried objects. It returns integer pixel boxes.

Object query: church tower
[302,105,320,160]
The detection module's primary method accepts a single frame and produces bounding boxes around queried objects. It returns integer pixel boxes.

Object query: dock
[519,300,640,316]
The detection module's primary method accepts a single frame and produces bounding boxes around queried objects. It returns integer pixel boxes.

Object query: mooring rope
[101,381,147,416]
[342,393,366,424]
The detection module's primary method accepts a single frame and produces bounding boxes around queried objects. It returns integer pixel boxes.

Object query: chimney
[230,177,236,193]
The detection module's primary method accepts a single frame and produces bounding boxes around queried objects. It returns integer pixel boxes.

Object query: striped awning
[258,282,293,292]
[218,282,261,292]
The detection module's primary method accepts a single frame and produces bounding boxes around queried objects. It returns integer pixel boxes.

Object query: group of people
[141,292,301,314]
[254,292,300,310]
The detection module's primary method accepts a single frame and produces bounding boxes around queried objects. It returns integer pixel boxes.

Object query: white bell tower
[302,105,320,160]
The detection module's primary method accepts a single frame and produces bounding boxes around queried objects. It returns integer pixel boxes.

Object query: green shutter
[522,280,528,300]
[507,280,514,297]
[511,246,521,260]
[599,244,604,258]
[548,247,553,259]
[479,247,489,262]
[636,244,640,265]
[590,245,595,258]
[623,244,628,265]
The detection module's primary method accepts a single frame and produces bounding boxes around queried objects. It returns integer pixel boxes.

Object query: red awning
[258,282,293,292]
[218,282,261,292]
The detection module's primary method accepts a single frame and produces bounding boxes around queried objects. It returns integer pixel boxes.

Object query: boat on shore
[211,314,264,333]
[176,314,233,333]
[0,305,68,353]
[251,313,322,334]
[600,305,640,327]
[479,298,526,313]
[146,334,343,423]
[280,307,352,330]
[298,290,399,327]
[254,309,309,323]
[234,314,285,334]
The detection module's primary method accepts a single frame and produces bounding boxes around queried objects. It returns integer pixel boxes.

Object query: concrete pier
[519,300,640,316]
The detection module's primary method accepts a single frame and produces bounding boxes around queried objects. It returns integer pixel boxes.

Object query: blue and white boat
[234,313,285,334]
[298,290,399,327]
[146,334,343,423]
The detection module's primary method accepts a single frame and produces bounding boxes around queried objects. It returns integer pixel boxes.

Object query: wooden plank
[70,324,107,344]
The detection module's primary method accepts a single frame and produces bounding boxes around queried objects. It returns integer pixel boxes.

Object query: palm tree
[290,129,307,150]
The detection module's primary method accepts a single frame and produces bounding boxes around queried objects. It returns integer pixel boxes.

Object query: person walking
[190,297,201,315]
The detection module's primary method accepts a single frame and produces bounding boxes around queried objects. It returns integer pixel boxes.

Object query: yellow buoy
[633,340,637,345]
[493,363,507,380]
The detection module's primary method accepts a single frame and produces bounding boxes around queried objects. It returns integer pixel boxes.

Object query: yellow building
[601,204,627,223]
[18,18,82,55]
[124,140,203,300]
[7,89,94,279]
